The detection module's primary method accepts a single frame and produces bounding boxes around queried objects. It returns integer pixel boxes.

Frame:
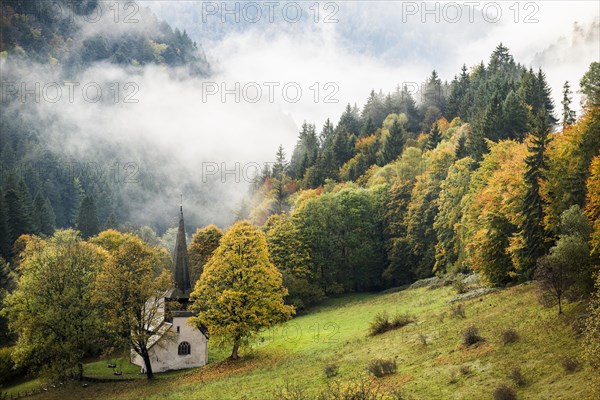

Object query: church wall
[131,316,208,373]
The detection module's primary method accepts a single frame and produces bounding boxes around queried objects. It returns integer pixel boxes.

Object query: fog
[4,1,598,231]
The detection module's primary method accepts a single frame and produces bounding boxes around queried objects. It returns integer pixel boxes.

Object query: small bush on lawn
[459,364,471,376]
[463,326,485,346]
[493,384,517,400]
[562,357,580,373]
[501,329,519,345]
[324,364,339,378]
[453,278,468,294]
[509,367,526,387]
[273,382,309,400]
[451,304,466,319]
[367,358,397,378]
[368,312,415,336]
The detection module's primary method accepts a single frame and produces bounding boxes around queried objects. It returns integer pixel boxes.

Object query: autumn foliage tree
[3,230,106,380]
[190,221,294,360]
[188,224,223,284]
[92,230,173,380]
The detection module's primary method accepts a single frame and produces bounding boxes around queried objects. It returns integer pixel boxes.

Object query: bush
[273,382,309,400]
[451,304,466,319]
[0,347,26,385]
[562,357,580,373]
[463,326,485,347]
[509,367,526,387]
[318,376,386,400]
[459,364,471,376]
[452,278,468,294]
[367,358,397,377]
[324,363,339,378]
[448,369,459,384]
[493,385,517,400]
[501,329,519,345]
[368,312,415,336]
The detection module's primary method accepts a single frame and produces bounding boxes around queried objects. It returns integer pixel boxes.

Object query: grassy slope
[9,283,593,400]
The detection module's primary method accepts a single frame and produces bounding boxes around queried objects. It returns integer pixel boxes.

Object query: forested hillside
[239,48,600,310]
[0,0,211,262]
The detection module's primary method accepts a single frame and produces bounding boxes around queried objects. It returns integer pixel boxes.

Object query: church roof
[173,204,192,296]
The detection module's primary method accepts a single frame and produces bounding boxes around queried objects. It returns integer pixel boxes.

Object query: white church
[131,205,209,373]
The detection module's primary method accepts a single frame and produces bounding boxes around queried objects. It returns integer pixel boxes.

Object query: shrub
[453,278,468,294]
[368,312,414,336]
[562,357,580,373]
[367,358,397,378]
[0,347,26,385]
[463,326,485,346]
[391,313,415,329]
[451,303,466,319]
[318,376,385,400]
[369,312,392,336]
[448,369,459,384]
[324,363,339,378]
[509,367,526,387]
[493,385,517,400]
[501,329,519,345]
[273,382,309,400]
[459,364,471,376]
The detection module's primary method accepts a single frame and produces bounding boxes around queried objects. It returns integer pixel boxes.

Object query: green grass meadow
[4,283,593,399]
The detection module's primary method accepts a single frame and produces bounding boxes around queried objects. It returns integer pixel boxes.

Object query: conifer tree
[380,119,406,165]
[426,122,442,151]
[520,111,552,278]
[33,193,55,236]
[76,196,100,239]
[561,81,577,130]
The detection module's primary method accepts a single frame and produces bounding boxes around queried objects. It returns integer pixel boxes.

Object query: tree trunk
[77,362,83,381]
[557,296,562,315]
[142,351,154,379]
[231,338,241,360]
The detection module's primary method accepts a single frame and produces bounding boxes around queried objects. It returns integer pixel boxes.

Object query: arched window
[178,341,191,356]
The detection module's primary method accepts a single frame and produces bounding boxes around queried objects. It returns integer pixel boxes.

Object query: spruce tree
[503,90,529,141]
[33,193,56,236]
[76,195,100,239]
[561,81,576,130]
[426,122,442,151]
[521,111,552,278]
[455,135,468,159]
[380,119,406,164]
[360,116,375,137]
[0,190,11,259]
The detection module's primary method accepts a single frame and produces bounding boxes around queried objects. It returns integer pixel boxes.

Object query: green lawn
[4,283,594,399]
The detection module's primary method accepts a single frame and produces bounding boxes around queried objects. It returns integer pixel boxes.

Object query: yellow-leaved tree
[91,230,172,380]
[190,221,294,359]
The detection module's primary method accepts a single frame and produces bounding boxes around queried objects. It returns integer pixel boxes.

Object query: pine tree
[272,145,289,213]
[76,196,100,239]
[33,193,56,236]
[0,190,11,259]
[561,81,576,130]
[503,90,529,141]
[426,122,442,151]
[4,177,35,248]
[105,212,119,230]
[521,111,552,278]
[360,116,375,137]
[455,134,468,159]
[396,85,420,133]
[380,119,406,164]
[272,145,289,181]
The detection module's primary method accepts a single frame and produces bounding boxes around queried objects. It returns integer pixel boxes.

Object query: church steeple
[174,200,191,295]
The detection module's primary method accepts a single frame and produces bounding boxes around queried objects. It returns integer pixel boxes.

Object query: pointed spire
[174,199,191,295]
